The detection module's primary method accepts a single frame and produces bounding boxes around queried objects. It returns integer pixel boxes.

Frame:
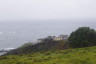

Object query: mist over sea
[0,20,96,49]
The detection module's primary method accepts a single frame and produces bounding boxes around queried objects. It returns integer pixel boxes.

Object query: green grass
[1,46,96,64]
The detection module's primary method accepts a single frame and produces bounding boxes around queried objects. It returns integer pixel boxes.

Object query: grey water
[0,20,96,49]
[0,52,6,56]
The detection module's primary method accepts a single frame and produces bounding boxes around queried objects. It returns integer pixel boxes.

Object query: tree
[68,27,96,48]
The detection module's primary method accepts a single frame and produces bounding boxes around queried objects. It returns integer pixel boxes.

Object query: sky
[0,0,96,21]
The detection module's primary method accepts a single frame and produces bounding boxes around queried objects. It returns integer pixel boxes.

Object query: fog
[0,0,96,49]
[0,0,96,21]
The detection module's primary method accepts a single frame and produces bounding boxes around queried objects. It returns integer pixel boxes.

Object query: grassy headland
[5,40,68,55]
[0,46,96,64]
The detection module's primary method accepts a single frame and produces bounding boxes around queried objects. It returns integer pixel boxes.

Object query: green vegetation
[68,27,96,48]
[18,42,33,48]
[6,40,68,55]
[1,46,96,64]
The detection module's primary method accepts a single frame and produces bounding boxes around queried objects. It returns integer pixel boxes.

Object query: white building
[59,35,69,40]
[38,35,69,42]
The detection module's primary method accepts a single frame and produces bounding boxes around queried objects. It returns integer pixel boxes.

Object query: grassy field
[0,46,96,64]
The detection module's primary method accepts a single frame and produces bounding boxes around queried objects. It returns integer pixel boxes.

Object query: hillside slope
[1,46,96,64]
[6,40,68,55]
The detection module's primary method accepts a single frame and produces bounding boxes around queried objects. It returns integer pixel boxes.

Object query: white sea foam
[4,48,15,51]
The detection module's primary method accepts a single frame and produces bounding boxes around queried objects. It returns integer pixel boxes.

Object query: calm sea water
[0,20,96,49]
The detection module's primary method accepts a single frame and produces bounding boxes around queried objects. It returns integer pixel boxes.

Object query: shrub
[68,27,96,48]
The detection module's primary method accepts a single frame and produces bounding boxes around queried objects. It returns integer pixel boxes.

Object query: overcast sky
[0,0,96,21]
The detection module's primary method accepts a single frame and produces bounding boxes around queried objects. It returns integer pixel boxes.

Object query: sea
[0,19,96,50]
[0,52,6,55]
